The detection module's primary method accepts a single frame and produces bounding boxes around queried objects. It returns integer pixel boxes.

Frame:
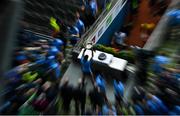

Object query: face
[81,5,85,11]
[76,12,80,18]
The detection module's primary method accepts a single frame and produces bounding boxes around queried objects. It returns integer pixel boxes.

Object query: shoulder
[121,32,126,37]
[79,19,84,24]
[74,26,79,32]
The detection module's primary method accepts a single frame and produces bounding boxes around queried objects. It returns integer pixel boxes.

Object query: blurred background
[0,0,179,115]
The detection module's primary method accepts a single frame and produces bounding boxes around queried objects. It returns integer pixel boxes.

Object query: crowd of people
[0,0,114,115]
[59,48,180,115]
[59,48,126,115]
[130,49,180,115]
[0,29,125,115]
[0,0,179,115]
[51,0,112,46]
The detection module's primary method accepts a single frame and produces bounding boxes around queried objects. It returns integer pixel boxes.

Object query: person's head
[69,18,76,27]
[57,52,64,62]
[141,23,145,28]
[118,31,123,35]
[83,55,89,62]
[76,11,80,19]
[24,88,37,96]
[146,92,153,100]
[81,5,85,11]
[42,81,52,92]
[33,78,42,84]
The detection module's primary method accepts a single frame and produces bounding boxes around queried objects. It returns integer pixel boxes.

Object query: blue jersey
[113,80,124,97]
[5,67,22,80]
[50,62,61,78]
[46,56,61,78]
[16,55,26,61]
[166,9,180,25]
[75,19,85,35]
[102,105,109,115]
[169,106,180,115]
[152,95,169,114]
[15,54,27,61]
[102,104,117,115]
[146,96,169,114]
[80,57,91,73]
[89,0,97,16]
[153,55,170,73]
[69,26,79,41]
[96,74,106,93]
[147,100,160,114]
[134,104,144,115]
[48,46,59,56]
[52,39,64,50]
